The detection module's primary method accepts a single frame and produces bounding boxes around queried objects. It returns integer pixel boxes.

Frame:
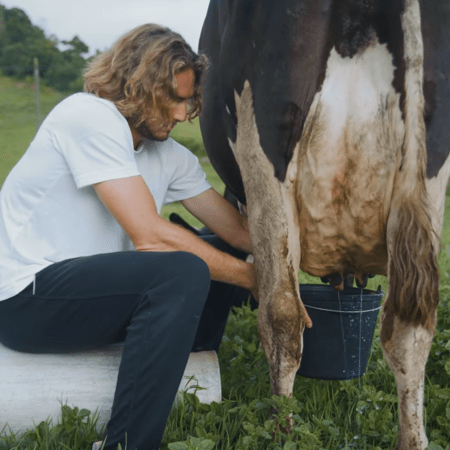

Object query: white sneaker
[92,441,103,450]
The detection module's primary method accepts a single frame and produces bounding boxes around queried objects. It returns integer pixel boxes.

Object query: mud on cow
[199,0,450,448]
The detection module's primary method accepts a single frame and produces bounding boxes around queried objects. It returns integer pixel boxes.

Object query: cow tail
[387,188,439,330]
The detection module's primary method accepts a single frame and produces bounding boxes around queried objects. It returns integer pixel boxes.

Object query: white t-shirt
[0,93,211,301]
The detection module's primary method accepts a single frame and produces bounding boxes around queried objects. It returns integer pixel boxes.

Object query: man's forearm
[181,189,253,254]
[134,216,256,291]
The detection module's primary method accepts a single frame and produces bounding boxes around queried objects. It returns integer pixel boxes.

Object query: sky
[1,0,211,55]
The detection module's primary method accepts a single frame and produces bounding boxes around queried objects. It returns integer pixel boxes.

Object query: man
[0,24,257,449]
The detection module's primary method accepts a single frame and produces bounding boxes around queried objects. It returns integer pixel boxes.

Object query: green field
[1,78,450,449]
[0,77,65,185]
[0,77,210,185]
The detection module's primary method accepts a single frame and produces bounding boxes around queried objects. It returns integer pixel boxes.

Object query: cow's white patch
[296,38,405,278]
[320,44,397,143]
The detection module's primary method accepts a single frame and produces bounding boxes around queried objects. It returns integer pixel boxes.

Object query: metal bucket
[297,284,383,380]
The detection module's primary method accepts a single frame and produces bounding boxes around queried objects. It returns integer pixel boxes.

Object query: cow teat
[321,272,373,290]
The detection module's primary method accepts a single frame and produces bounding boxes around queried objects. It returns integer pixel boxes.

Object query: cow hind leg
[233,81,306,399]
[380,310,436,450]
[381,3,441,447]
[382,198,439,450]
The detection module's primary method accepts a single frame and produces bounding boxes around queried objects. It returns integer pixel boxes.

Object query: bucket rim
[303,303,382,314]
[299,283,384,312]
[299,283,384,298]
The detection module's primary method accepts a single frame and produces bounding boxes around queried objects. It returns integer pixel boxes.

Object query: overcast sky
[1,0,211,55]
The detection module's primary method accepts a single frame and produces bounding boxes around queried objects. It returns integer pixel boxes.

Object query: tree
[0,5,6,49]
[45,35,89,92]
[0,5,90,92]
[62,36,89,56]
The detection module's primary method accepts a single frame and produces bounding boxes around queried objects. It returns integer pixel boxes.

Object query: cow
[199,0,450,448]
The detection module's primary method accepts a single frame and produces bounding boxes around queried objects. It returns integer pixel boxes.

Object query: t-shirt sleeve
[53,96,140,188]
[163,139,212,204]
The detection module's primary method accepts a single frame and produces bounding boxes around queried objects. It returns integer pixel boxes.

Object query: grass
[170,116,207,159]
[1,77,450,449]
[0,77,67,184]
[0,76,206,188]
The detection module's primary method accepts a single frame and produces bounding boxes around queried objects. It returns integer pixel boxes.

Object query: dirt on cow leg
[257,286,305,395]
[380,310,436,450]
[233,80,306,402]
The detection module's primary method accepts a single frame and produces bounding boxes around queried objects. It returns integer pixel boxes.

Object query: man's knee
[164,251,211,303]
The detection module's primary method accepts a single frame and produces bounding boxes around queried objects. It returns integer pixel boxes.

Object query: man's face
[130,68,196,147]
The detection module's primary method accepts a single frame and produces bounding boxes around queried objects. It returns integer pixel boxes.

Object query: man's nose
[172,101,187,123]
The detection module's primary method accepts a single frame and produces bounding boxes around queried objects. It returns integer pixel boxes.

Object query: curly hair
[83,24,208,127]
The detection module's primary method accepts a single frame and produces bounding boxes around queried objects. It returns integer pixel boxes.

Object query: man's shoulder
[46,93,127,135]
[51,93,121,121]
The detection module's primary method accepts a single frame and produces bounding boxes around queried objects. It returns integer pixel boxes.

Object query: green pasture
[0,77,65,184]
[1,78,450,449]
[0,77,209,187]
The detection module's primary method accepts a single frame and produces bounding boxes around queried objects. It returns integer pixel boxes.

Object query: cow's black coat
[199,0,450,203]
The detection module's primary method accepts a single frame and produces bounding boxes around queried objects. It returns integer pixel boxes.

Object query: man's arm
[182,187,313,327]
[181,188,252,254]
[93,176,256,292]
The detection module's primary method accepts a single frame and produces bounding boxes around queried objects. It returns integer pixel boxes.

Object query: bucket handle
[304,305,382,314]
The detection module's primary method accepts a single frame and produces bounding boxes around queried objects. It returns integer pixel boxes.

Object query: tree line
[0,4,92,92]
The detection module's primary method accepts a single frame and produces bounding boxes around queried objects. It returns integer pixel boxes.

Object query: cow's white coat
[320,44,398,138]
[297,39,404,279]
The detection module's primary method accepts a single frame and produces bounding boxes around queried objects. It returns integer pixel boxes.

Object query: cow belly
[296,42,405,278]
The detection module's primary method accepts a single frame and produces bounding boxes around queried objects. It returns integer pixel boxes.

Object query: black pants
[0,235,249,449]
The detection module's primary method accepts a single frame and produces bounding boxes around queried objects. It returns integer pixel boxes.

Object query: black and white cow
[199,0,450,448]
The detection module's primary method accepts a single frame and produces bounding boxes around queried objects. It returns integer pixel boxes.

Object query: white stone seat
[0,342,221,434]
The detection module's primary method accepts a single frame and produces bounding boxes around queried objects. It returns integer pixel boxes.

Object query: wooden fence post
[34,57,41,130]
